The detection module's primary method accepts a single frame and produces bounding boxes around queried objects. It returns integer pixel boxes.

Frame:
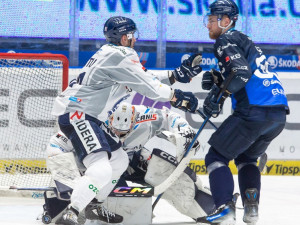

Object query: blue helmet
[103,16,137,44]
[208,0,239,22]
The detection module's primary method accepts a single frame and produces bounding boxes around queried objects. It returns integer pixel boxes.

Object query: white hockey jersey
[52,44,172,121]
[48,105,192,157]
[121,105,192,153]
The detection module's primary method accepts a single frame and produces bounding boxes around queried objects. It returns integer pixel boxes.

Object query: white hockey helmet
[109,102,137,138]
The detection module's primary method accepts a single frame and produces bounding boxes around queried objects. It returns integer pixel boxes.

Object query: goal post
[0,53,69,189]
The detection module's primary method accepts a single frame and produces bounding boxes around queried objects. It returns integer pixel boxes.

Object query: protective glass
[203,15,219,27]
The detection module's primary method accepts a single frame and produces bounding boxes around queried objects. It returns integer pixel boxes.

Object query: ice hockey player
[107,102,216,220]
[46,102,216,224]
[51,16,201,224]
[197,0,289,224]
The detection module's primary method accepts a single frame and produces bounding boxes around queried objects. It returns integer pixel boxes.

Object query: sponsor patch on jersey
[73,120,102,153]
[217,43,237,57]
[136,113,158,123]
[217,46,223,57]
[272,88,285,96]
[230,53,241,60]
[232,66,248,72]
[225,56,231,65]
[56,133,68,143]
[70,111,85,121]
[69,96,82,103]
[263,79,271,87]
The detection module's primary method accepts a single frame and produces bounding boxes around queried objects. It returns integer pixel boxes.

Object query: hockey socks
[238,164,261,205]
[209,165,234,208]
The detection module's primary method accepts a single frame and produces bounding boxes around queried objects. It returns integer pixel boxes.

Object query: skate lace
[100,205,116,221]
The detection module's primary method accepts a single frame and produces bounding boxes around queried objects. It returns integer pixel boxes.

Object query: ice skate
[196,201,236,225]
[85,202,123,223]
[243,188,259,225]
[55,205,80,225]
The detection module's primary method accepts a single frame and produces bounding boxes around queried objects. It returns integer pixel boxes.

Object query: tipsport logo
[265,163,300,176]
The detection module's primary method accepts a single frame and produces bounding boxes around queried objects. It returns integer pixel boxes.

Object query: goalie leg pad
[144,148,178,186]
[145,148,215,219]
[47,152,82,190]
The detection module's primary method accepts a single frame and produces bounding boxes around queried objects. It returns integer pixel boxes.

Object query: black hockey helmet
[103,16,138,44]
[208,0,239,22]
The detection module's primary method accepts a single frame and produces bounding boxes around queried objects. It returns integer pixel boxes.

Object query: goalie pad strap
[152,148,178,166]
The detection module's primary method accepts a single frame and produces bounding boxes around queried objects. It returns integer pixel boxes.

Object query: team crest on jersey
[136,113,158,123]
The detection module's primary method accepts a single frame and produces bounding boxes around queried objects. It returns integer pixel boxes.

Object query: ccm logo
[160,152,178,165]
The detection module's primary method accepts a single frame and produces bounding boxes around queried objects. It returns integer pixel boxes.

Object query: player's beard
[209,29,222,40]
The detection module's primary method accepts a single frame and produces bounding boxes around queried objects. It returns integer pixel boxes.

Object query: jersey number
[77,72,85,85]
[85,57,97,67]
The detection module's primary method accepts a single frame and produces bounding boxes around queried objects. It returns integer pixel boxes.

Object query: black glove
[201,69,224,90]
[171,54,202,84]
[171,89,198,113]
[203,85,228,118]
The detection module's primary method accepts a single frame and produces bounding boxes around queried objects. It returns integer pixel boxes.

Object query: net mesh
[0,54,67,188]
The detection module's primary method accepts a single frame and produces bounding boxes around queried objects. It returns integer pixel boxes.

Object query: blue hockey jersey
[214,29,288,111]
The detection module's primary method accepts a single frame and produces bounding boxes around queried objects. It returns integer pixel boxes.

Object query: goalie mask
[109,102,138,139]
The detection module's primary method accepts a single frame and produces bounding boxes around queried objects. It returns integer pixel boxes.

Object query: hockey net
[0,53,68,190]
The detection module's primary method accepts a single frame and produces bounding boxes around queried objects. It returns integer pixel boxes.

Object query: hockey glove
[171,89,198,113]
[201,69,224,90]
[170,54,202,84]
[203,85,229,118]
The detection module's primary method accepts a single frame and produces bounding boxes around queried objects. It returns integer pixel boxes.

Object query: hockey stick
[258,152,268,173]
[196,109,218,130]
[9,186,56,191]
[152,71,236,211]
[152,116,210,210]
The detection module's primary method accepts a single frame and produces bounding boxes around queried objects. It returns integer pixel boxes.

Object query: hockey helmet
[103,16,138,44]
[108,102,138,139]
[207,0,239,22]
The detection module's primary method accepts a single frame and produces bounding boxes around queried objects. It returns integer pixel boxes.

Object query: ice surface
[0,175,299,225]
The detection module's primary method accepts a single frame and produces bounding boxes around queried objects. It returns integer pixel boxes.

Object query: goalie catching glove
[171,89,198,113]
[169,54,202,84]
[203,84,230,118]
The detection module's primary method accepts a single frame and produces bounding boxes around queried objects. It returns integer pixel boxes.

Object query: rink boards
[0,70,300,179]
[0,159,299,176]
